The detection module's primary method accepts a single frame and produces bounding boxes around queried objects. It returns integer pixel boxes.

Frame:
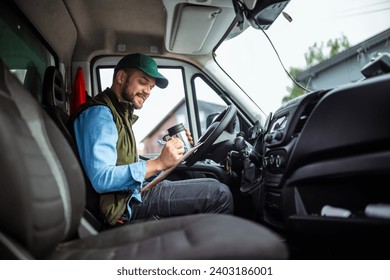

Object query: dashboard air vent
[293,100,317,134]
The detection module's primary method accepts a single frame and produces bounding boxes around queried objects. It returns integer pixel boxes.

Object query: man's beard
[121,81,132,103]
[121,88,144,110]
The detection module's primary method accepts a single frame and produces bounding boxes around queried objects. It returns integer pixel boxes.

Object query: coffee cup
[163,123,192,150]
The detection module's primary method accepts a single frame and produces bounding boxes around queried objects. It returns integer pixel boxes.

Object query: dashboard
[251,73,390,246]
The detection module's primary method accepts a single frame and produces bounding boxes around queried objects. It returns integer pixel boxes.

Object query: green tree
[283,67,305,103]
[282,35,350,104]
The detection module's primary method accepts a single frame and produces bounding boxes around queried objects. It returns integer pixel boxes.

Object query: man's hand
[160,137,185,167]
[145,138,185,178]
[185,128,194,146]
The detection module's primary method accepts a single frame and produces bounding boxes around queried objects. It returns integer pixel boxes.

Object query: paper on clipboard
[141,142,203,192]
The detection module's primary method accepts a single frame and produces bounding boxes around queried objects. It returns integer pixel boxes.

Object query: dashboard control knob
[263,157,269,167]
[275,155,285,168]
[265,134,273,143]
[274,131,283,141]
[269,155,275,165]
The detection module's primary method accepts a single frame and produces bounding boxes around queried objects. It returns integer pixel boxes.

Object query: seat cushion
[47,214,287,259]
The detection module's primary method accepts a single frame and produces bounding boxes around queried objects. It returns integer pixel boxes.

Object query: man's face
[120,69,156,109]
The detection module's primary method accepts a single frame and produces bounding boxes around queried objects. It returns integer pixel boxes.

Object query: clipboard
[141,142,203,193]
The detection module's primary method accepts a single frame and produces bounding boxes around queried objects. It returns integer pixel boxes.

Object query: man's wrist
[146,158,165,178]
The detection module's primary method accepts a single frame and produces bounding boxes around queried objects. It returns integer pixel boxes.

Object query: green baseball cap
[115,53,169,89]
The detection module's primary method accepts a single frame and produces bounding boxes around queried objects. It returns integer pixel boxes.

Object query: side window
[0,3,55,102]
[98,67,187,156]
[194,76,227,135]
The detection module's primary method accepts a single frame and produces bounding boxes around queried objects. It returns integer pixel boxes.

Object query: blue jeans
[131,178,234,220]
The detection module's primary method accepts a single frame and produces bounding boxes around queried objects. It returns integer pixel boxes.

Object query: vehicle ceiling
[13,0,242,65]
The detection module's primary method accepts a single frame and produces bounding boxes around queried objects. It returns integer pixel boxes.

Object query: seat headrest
[42,66,67,113]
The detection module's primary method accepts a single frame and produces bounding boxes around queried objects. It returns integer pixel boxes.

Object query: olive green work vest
[76,88,139,225]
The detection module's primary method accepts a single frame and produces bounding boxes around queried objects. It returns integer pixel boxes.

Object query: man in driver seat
[71,53,233,226]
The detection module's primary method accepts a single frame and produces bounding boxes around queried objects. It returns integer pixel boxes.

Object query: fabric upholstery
[0,61,85,258]
[48,214,286,260]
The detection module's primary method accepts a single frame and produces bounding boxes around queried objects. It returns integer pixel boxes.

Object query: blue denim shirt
[73,105,143,219]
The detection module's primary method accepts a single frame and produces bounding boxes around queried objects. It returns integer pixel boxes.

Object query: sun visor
[163,1,235,55]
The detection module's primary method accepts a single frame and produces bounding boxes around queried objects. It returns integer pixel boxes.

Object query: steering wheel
[185,105,237,166]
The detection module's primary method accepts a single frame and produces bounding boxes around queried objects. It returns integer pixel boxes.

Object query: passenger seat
[0,59,288,260]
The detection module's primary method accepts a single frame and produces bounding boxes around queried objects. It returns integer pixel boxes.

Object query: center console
[261,90,328,228]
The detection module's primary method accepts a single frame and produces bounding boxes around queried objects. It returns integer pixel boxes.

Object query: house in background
[296,28,390,91]
[141,98,225,155]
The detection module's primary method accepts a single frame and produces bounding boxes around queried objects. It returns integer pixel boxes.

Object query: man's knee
[208,179,234,214]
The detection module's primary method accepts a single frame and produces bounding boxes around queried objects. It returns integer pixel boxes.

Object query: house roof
[296,28,390,82]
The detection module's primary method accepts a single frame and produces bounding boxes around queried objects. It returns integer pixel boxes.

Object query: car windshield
[215,0,390,115]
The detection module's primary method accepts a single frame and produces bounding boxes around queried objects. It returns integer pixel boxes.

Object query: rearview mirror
[236,0,291,30]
